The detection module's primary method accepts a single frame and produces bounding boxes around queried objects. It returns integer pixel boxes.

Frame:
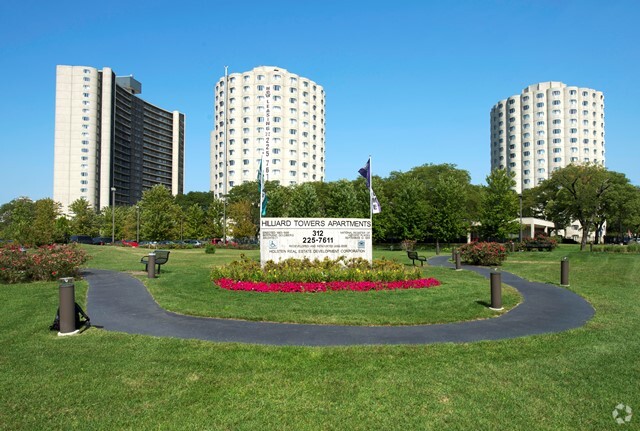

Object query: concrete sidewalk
[85,256,594,346]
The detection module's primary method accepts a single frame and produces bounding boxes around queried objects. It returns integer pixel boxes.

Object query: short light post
[490,269,503,310]
[111,187,116,244]
[58,277,77,335]
[136,205,140,243]
[560,257,569,286]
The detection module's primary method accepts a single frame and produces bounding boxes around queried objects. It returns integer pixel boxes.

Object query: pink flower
[214,278,440,293]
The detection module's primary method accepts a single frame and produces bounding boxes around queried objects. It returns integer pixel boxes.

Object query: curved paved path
[85,256,594,346]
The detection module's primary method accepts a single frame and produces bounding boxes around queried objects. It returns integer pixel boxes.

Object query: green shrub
[519,234,558,251]
[205,244,216,254]
[458,242,508,266]
[210,255,422,283]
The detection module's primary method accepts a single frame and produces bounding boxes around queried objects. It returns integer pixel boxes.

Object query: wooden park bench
[141,250,171,273]
[524,242,553,252]
[407,251,428,266]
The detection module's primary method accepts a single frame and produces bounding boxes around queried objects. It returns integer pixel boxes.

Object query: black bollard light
[59,277,77,335]
[455,250,462,270]
[147,252,156,279]
[560,257,569,286]
[490,270,503,310]
[510,241,515,253]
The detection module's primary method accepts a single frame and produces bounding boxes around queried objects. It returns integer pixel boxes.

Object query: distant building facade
[490,81,605,194]
[53,65,184,213]
[211,66,325,197]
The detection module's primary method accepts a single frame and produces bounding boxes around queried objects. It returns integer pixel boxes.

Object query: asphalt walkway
[85,255,594,346]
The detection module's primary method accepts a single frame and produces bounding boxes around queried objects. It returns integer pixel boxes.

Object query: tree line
[1,163,638,249]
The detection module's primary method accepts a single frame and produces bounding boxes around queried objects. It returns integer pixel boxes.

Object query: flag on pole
[358,158,381,214]
[258,157,268,217]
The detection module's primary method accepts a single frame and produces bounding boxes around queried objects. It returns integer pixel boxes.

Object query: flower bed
[211,255,441,293]
[216,278,441,293]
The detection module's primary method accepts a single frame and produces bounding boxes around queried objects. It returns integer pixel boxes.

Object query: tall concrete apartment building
[211,66,325,196]
[53,65,185,213]
[490,81,605,193]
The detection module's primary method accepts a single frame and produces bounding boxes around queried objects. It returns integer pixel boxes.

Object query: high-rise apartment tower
[490,81,605,193]
[53,65,185,213]
[211,66,325,196]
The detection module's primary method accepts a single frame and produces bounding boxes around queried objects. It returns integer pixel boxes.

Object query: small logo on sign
[269,240,277,249]
[357,240,365,249]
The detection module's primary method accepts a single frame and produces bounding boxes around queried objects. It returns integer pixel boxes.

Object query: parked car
[184,239,203,247]
[122,240,139,247]
[70,235,94,245]
[92,236,113,245]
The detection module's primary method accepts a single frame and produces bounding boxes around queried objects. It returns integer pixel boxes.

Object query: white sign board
[260,218,372,265]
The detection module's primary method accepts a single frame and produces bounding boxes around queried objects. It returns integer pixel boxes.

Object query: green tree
[542,164,621,249]
[385,172,429,241]
[478,169,519,241]
[69,198,98,236]
[0,197,36,244]
[288,183,322,217]
[139,185,182,241]
[204,199,224,239]
[184,204,205,239]
[97,206,129,240]
[175,191,217,212]
[228,200,257,239]
[324,180,361,218]
[32,198,62,245]
[428,176,470,252]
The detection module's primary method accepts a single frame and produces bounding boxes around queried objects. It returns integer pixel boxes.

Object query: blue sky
[1,0,639,204]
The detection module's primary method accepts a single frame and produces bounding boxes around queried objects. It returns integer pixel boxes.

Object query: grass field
[84,246,519,325]
[1,245,638,430]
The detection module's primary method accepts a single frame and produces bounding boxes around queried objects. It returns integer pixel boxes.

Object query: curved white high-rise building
[490,81,605,193]
[211,66,325,196]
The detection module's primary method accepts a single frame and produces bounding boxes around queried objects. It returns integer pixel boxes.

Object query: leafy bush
[519,234,558,251]
[458,242,508,266]
[205,244,216,254]
[210,255,425,285]
[0,244,89,284]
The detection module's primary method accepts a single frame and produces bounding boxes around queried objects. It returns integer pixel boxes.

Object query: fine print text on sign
[260,218,372,265]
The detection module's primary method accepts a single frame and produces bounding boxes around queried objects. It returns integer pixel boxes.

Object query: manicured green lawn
[1,245,638,430]
[86,246,520,325]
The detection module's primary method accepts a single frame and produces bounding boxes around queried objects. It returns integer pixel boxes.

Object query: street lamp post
[111,187,116,244]
[519,193,523,243]
[136,205,140,243]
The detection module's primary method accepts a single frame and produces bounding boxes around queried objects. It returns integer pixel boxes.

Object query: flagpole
[368,155,373,222]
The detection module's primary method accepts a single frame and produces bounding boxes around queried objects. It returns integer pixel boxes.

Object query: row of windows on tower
[219,74,322,93]
[219,97,324,113]
[494,109,604,121]
[496,157,603,171]
[497,90,603,108]
[494,119,603,129]
[221,86,319,98]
